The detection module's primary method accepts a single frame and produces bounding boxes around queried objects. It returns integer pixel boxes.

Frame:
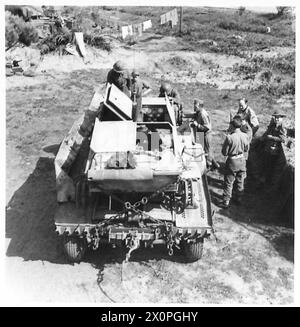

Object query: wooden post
[179,6,183,35]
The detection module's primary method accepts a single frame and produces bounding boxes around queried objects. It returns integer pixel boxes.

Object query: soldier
[220,115,249,208]
[260,110,287,192]
[236,98,259,139]
[159,81,181,104]
[190,99,219,170]
[159,81,182,125]
[130,69,152,122]
[106,60,131,97]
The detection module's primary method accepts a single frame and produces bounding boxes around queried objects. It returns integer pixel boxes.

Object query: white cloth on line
[165,11,171,23]
[137,23,143,36]
[171,8,178,27]
[121,26,128,39]
[143,20,152,31]
[128,25,133,36]
[160,14,166,25]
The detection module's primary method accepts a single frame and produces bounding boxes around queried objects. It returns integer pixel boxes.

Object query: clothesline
[120,7,178,40]
[121,19,152,40]
[160,8,178,28]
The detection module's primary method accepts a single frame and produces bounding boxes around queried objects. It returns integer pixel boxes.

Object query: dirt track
[5,34,294,304]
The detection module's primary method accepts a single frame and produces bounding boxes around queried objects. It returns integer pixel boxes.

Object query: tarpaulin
[74,32,87,57]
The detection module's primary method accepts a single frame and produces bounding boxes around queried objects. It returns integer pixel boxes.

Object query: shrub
[276,7,292,16]
[83,33,112,52]
[18,24,39,46]
[260,70,273,83]
[255,80,295,96]
[5,11,38,49]
[5,24,18,48]
[218,20,238,31]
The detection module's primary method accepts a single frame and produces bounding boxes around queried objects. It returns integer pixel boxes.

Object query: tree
[276,6,292,16]
[5,11,38,50]
[238,6,246,16]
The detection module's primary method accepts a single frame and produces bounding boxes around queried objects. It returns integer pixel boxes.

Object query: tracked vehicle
[54,84,213,262]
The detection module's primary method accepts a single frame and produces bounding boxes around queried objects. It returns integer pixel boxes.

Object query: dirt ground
[5,30,294,304]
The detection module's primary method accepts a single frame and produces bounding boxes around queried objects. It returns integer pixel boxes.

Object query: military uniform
[222,129,249,204]
[237,105,259,139]
[192,109,217,168]
[159,86,182,124]
[106,69,131,97]
[158,86,181,104]
[262,120,287,189]
[131,79,151,122]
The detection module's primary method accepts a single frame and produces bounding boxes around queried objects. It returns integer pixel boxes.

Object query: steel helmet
[113,60,127,73]
[132,68,140,77]
[272,109,286,118]
[194,99,204,107]
[161,81,172,93]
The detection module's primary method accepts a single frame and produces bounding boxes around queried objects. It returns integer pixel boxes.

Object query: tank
[54,83,213,263]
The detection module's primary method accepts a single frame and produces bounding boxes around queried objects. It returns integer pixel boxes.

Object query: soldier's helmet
[132,69,140,77]
[113,60,127,73]
[161,81,172,93]
[272,109,286,118]
[194,99,204,107]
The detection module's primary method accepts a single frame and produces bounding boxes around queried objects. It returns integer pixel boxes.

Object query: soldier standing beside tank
[106,60,131,97]
[190,99,220,170]
[260,110,287,192]
[236,98,259,140]
[130,69,151,122]
[159,81,183,125]
[220,115,249,208]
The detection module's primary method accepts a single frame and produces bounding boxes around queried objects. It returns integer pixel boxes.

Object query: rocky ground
[5,10,295,304]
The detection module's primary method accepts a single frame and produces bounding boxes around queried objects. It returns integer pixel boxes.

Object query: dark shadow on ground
[5,156,67,264]
[206,165,294,262]
[139,35,165,43]
[271,233,294,262]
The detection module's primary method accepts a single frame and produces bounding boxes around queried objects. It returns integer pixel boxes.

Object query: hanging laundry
[143,20,152,31]
[128,25,133,36]
[165,10,172,23]
[170,8,178,27]
[133,24,138,34]
[137,23,143,36]
[132,23,143,36]
[121,26,128,39]
[160,13,167,25]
